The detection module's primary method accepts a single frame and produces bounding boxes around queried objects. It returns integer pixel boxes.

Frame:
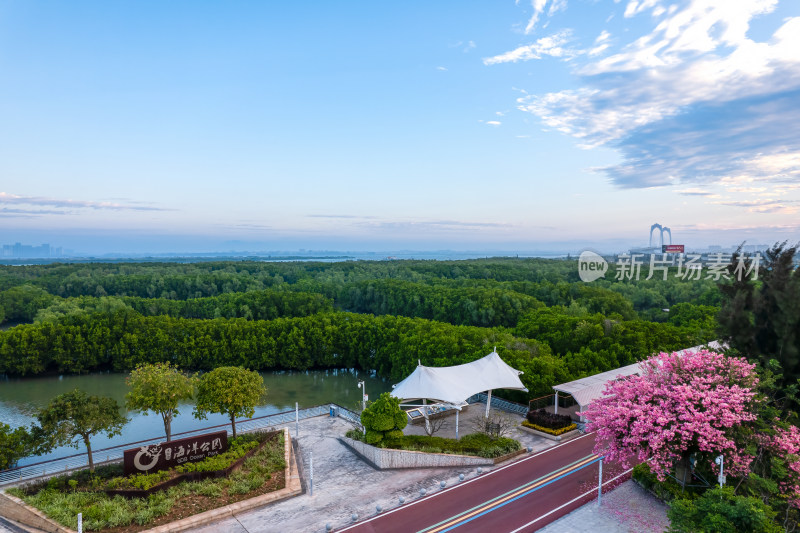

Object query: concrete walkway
[191,410,556,533]
[537,480,670,533]
[190,409,669,533]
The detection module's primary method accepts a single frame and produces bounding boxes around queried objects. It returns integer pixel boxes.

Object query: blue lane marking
[435,456,603,533]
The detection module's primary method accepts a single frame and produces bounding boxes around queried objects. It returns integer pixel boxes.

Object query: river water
[0,369,390,466]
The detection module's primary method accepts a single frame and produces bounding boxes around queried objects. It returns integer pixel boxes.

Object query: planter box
[340,437,523,470]
[106,430,280,498]
[518,425,581,442]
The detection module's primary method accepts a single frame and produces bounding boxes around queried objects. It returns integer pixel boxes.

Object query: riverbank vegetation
[0,257,719,402]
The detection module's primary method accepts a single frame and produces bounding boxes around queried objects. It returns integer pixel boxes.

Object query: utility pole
[357,380,366,411]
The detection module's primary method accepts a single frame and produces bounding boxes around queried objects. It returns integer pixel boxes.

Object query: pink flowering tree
[760,425,800,508]
[582,349,760,480]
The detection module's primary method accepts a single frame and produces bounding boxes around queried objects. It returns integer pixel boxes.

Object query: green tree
[34,389,127,472]
[668,487,782,533]
[360,392,407,445]
[719,243,800,399]
[193,366,266,438]
[0,285,54,323]
[126,362,196,442]
[0,422,30,470]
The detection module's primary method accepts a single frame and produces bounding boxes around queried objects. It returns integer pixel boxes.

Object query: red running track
[340,432,629,533]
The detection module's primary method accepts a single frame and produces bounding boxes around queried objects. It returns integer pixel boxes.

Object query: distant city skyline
[2,1,799,254]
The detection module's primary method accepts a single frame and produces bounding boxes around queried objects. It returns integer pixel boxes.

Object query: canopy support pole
[422,398,431,434]
[554,391,559,414]
[485,390,492,418]
[455,409,459,440]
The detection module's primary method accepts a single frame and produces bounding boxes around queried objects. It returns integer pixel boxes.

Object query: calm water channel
[0,369,390,466]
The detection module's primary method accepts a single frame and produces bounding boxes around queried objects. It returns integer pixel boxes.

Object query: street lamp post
[357,380,366,411]
[715,455,726,488]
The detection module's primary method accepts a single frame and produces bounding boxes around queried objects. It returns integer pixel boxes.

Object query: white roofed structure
[391,350,528,404]
[391,350,528,437]
[552,362,644,420]
[552,341,728,421]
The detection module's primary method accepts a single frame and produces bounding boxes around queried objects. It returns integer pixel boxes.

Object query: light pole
[357,380,366,411]
[715,455,725,488]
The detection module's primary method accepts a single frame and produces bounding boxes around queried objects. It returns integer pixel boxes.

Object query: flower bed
[8,430,287,532]
[521,420,577,436]
[525,408,573,430]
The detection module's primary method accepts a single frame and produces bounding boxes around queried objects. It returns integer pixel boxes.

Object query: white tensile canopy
[392,350,528,405]
[391,350,527,438]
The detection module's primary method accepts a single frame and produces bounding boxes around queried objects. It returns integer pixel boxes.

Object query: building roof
[391,351,528,405]
[552,341,728,408]
[552,362,644,407]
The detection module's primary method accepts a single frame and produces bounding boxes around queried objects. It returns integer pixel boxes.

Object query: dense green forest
[0,258,722,399]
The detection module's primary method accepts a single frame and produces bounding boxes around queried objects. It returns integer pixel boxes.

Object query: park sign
[662,244,685,253]
[123,431,228,475]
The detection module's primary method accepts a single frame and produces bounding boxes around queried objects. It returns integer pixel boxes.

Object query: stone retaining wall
[340,437,496,469]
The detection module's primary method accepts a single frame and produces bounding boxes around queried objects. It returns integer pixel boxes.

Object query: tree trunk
[163,411,172,442]
[84,435,94,473]
[231,414,237,438]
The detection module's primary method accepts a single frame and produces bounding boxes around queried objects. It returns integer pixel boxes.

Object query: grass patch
[9,431,286,532]
[381,433,520,458]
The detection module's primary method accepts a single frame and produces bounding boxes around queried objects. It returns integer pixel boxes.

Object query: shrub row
[382,433,521,458]
[525,408,573,430]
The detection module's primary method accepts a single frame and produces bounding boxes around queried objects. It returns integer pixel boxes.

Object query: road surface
[340,433,626,533]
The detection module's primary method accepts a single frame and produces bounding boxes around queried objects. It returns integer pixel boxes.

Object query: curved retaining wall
[340,437,496,470]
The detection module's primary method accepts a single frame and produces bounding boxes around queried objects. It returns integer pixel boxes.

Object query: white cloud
[0,192,173,212]
[436,66,448,71]
[501,0,800,190]
[548,0,568,16]
[486,121,502,126]
[525,0,550,34]
[676,187,718,197]
[484,30,577,65]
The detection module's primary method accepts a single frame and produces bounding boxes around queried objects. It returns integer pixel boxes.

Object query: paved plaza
[191,408,667,533]
[0,407,668,533]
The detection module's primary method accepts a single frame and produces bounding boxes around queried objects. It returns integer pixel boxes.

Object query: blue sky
[1,1,799,254]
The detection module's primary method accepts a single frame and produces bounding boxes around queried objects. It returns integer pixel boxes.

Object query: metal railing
[0,403,342,487]
[334,405,363,430]
[528,393,578,411]
[466,393,529,416]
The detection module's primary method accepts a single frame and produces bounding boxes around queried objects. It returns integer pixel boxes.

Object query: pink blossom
[761,426,800,508]
[582,349,759,480]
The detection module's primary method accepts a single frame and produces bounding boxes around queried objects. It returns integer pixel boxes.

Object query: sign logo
[124,431,228,475]
[578,250,608,282]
